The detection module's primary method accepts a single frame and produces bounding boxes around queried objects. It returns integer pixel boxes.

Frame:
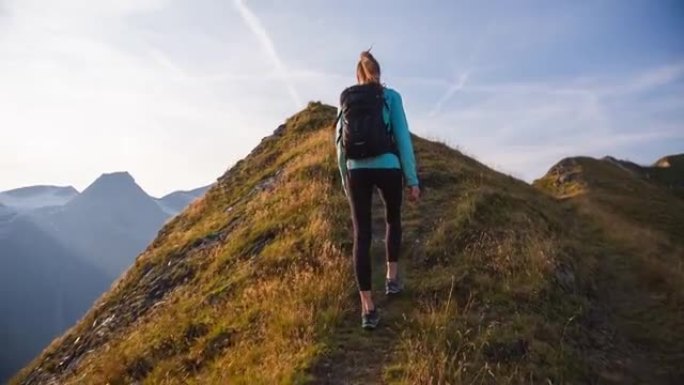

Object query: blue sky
[0,0,682,196]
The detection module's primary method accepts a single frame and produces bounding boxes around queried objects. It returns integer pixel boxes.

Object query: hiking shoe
[385,277,404,295]
[361,309,380,330]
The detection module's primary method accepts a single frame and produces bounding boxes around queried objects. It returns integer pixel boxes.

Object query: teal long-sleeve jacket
[335,87,419,193]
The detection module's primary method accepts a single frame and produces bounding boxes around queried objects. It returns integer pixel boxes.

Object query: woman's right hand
[407,185,421,202]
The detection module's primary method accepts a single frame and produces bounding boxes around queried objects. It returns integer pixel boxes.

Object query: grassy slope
[13,103,352,385]
[535,156,684,382]
[13,104,682,384]
[651,154,684,198]
[311,140,612,384]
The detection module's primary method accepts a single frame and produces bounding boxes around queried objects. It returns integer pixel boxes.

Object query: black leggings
[347,168,403,291]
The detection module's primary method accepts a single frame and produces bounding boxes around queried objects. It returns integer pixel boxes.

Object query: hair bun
[360,50,373,61]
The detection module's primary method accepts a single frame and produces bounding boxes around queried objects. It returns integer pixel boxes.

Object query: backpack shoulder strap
[334,109,343,126]
[334,110,343,144]
[382,87,392,133]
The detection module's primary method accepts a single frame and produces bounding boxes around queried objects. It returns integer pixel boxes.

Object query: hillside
[579,154,684,199]
[13,103,683,384]
[0,212,110,382]
[651,154,684,197]
[534,156,684,242]
[535,156,684,382]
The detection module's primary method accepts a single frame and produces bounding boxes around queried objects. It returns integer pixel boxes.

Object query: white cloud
[0,0,300,196]
[414,63,684,181]
[617,62,684,95]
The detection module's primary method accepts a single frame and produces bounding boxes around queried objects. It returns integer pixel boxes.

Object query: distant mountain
[33,172,170,277]
[0,203,13,236]
[0,185,78,211]
[0,202,12,218]
[155,185,211,215]
[0,210,109,383]
[1,175,208,383]
[1,174,210,278]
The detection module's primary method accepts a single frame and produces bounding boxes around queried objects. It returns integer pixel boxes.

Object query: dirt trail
[309,293,411,384]
[309,194,421,384]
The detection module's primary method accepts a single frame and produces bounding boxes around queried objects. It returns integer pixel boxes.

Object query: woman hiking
[336,50,420,330]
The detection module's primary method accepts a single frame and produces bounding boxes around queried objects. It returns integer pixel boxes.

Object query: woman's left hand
[407,185,421,202]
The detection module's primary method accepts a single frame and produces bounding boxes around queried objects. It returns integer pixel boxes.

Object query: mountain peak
[77,172,143,200]
[91,171,135,185]
[66,171,167,222]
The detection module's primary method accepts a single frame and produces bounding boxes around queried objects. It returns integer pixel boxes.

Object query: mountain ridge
[0,185,78,211]
[1,175,210,382]
[12,103,683,384]
[1,174,210,217]
[0,185,78,197]
[156,185,212,215]
[654,153,684,168]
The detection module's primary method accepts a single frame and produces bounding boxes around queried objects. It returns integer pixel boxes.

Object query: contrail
[233,0,302,108]
[428,71,470,117]
[428,19,494,118]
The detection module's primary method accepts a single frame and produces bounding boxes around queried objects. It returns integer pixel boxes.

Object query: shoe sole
[362,322,379,330]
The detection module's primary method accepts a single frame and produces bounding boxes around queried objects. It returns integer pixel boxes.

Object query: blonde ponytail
[356,50,381,84]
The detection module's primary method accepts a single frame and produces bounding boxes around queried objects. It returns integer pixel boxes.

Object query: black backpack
[338,83,396,159]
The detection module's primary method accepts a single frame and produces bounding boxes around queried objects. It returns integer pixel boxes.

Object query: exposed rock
[252,169,283,193]
[273,124,287,137]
